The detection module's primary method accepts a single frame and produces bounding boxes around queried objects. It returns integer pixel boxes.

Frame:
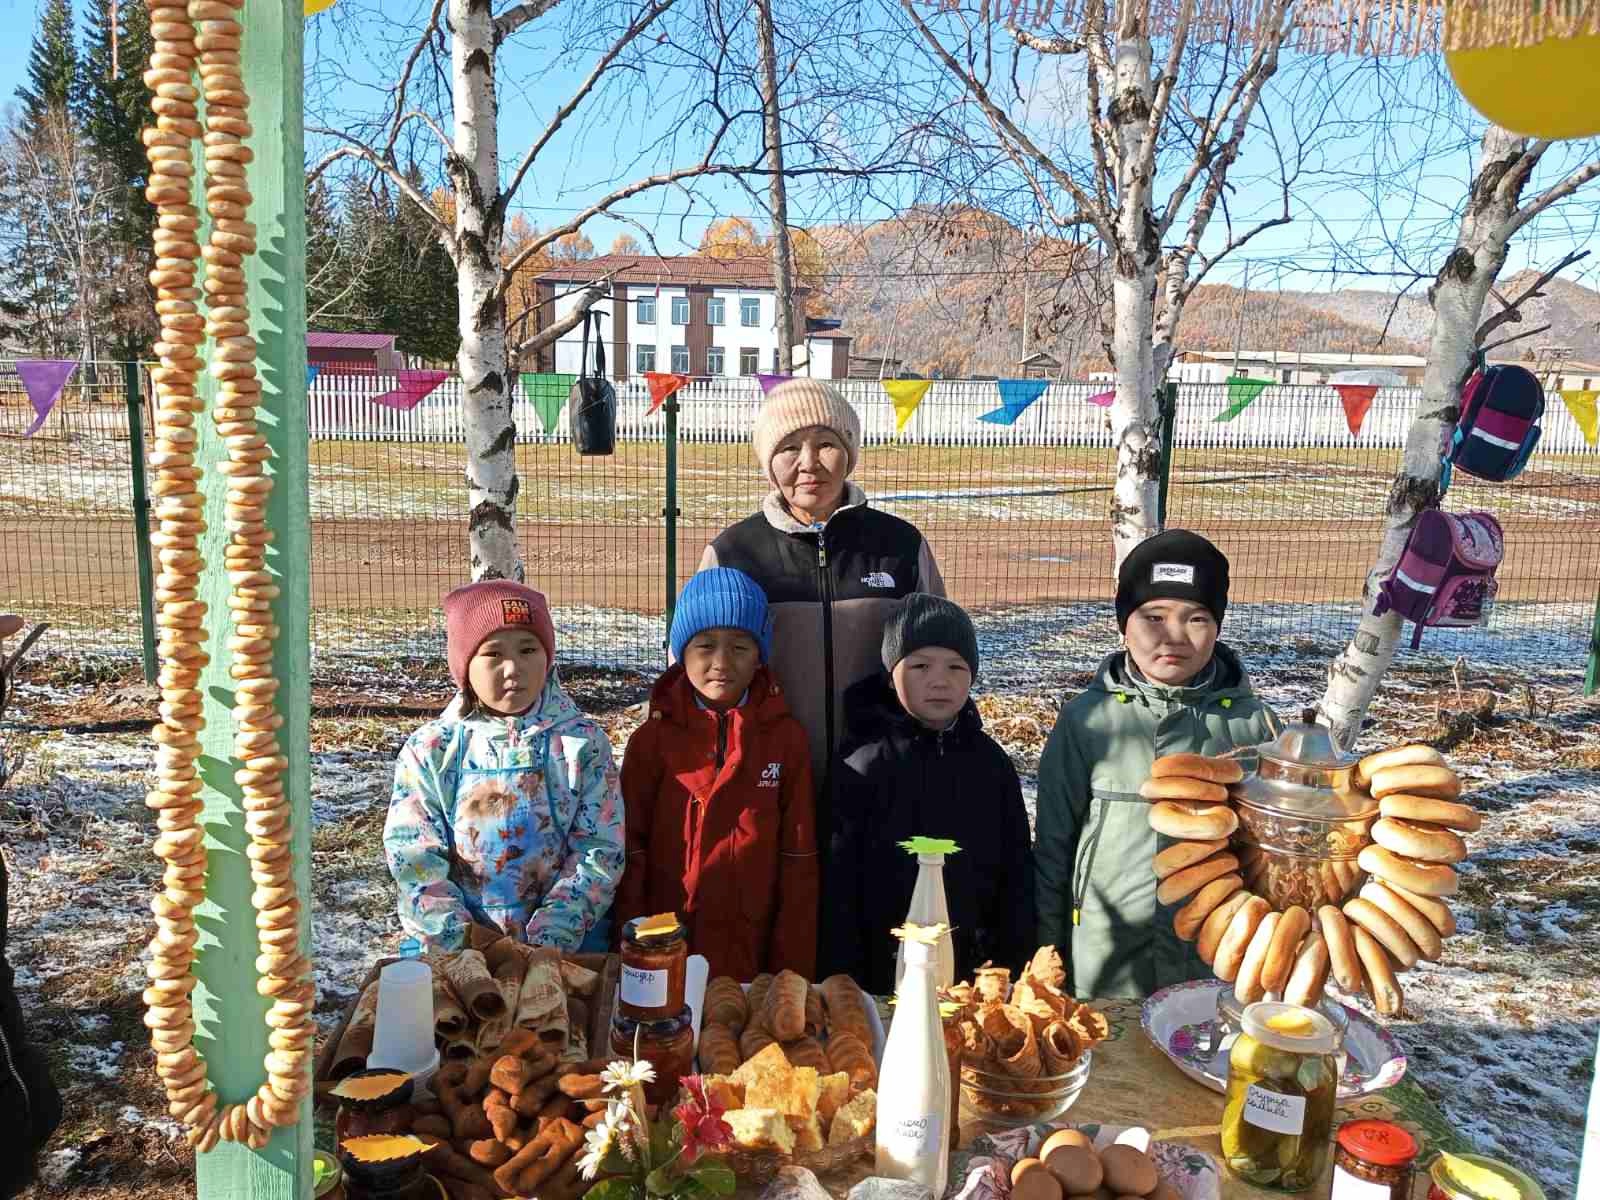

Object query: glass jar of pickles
[1220,1001,1341,1192]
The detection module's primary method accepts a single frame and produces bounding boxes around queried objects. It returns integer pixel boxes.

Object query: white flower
[601,1058,657,1093]
[578,1103,629,1181]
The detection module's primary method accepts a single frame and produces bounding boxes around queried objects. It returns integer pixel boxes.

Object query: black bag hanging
[568,308,616,456]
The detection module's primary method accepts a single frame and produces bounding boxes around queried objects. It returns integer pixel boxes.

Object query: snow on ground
[1,612,1596,1198]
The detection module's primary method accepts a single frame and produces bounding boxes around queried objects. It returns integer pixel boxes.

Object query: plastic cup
[367,959,437,1077]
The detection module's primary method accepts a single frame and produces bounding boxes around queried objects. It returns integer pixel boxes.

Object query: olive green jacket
[1035,645,1278,1000]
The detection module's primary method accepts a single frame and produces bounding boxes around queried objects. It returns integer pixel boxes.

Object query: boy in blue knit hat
[616,568,819,979]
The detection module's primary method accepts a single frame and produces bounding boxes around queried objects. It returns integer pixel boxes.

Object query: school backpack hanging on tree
[568,308,616,456]
[1442,362,1544,485]
[1374,509,1504,648]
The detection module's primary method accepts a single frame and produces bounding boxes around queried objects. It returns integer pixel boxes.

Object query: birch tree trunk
[1317,125,1532,747]
[754,0,795,373]
[1106,28,1162,573]
[450,0,521,582]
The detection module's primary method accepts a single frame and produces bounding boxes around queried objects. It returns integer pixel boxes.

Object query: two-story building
[530,254,853,380]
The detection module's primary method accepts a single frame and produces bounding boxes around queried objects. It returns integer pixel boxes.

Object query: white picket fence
[302,373,1600,455]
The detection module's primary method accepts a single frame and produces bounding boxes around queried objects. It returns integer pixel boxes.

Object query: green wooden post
[663,391,680,650]
[124,360,158,683]
[1586,584,1600,697]
[1156,381,1178,527]
[190,0,311,1194]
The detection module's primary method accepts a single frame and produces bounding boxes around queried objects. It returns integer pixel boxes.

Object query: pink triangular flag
[16,359,77,435]
[372,369,451,411]
[1086,389,1114,407]
[1331,384,1378,437]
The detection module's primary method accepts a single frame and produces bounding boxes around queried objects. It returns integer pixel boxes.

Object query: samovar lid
[1235,709,1373,819]
[1255,709,1358,770]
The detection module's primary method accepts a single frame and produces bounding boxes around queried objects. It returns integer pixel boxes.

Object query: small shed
[306,331,403,375]
[1018,350,1061,379]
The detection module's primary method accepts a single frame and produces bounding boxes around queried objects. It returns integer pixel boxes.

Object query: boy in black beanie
[820,594,1033,992]
[1035,530,1278,999]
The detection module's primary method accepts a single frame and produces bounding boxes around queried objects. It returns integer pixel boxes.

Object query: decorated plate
[1140,978,1406,1099]
[947,1121,1220,1200]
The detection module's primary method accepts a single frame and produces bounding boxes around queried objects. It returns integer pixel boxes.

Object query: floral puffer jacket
[384,671,624,952]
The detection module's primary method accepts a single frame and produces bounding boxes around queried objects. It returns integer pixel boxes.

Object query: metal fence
[2,361,1597,672]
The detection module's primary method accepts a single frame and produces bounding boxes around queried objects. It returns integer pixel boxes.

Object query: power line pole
[754,0,796,373]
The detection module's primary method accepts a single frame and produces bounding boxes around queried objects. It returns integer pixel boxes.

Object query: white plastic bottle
[896,840,957,990]
[876,923,951,1196]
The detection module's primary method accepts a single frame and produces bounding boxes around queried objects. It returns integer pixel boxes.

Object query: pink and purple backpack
[1374,509,1504,648]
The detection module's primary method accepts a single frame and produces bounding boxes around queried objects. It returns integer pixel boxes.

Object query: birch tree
[900,0,1318,570]
[1317,122,1600,746]
[310,0,761,581]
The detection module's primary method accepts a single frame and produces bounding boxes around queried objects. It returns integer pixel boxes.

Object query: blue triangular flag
[307,364,321,386]
[978,378,1048,425]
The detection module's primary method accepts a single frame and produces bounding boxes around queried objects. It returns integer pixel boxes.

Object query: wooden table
[947,997,1465,1200]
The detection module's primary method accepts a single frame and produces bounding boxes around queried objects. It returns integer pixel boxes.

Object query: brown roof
[534,253,810,291]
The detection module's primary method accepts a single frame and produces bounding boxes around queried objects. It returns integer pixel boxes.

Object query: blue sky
[4,0,1597,297]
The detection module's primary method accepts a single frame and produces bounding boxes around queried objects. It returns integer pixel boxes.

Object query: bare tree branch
[493,0,562,43]
[306,134,457,254]
[1474,248,1588,344]
[383,0,448,163]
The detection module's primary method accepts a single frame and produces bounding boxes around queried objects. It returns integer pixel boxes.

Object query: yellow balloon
[304,0,335,15]
[1446,33,1600,140]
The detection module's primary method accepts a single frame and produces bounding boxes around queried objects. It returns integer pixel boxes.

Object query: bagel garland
[140,0,312,1154]
[1147,746,1474,1016]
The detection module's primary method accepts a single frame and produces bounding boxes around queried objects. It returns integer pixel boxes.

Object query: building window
[671,345,690,374]
[636,345,656,373]
[636,296,655,325]
[707,347,725,376]
[739,347,759,376]
[671,296,690,325]
[740,297,760,327]
[1281,368,1292,383]
[707,297,725,326]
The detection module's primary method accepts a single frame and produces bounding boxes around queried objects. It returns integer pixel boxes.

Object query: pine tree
[16,0,79,124]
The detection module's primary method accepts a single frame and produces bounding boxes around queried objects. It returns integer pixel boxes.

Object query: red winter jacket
[617,664,818,981]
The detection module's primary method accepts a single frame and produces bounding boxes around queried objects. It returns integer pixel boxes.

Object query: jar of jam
[332,1070,416,1146]
[1331,1120,1417,1200]
[610,1005,694,1106]
[619,913,688,1021]
[339,1136,448,1200]
[1427,1154,1546,1200]
[1221,1002,1340,1192]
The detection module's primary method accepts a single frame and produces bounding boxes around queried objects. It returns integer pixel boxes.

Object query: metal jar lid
[1233,709,1375,820]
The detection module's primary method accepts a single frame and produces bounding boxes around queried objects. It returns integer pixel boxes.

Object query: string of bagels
[1145,746,1474,1015]
[139,0,315,1152]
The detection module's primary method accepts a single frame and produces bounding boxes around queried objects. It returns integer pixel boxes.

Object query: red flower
[674,1075,733,1163]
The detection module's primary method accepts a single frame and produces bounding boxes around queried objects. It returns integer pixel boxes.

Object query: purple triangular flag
[757,373,792,395]
[373,369,450,411]
[16,359,77,436]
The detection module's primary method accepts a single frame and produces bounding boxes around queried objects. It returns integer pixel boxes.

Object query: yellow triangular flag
[1560,389,1599,446]
[882,378,932,433]
[305,0,336,15]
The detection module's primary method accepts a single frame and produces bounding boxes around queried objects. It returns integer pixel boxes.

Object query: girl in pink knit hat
[382,580,624,952]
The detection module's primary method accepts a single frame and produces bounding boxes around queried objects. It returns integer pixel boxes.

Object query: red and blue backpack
[1441,362,1544,486]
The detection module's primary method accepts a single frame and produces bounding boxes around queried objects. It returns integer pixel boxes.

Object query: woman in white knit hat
[698,378,946,847]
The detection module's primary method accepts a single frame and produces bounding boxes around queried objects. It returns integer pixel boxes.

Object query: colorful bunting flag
[305,0,336,15]
[372,369,451,411]
[977,378,1049,426]
[16,359,76,436]
[520,373,573,435]
[1085,389,1114,407]
[881,378,932,432]
[1331,383,1378,437]
[306,364,321,387]
[1559,389,1599,446]
[1212,376,1271,423]
[644,372,690,415]
[756,373,792,395]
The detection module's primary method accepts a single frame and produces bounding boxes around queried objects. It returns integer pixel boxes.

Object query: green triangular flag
[1214,377,1271,422]
[520,373,574,435]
